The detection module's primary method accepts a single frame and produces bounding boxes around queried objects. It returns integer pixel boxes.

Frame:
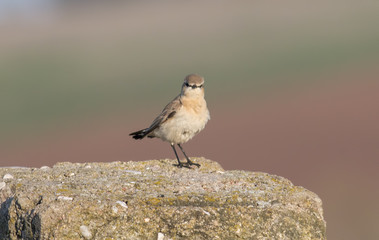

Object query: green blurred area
[1,1,379,139]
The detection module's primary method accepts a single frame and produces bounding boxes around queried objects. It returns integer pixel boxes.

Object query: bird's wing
[146,95,182,134]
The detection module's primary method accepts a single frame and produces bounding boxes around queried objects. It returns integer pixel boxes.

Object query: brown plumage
[130,74,210,168]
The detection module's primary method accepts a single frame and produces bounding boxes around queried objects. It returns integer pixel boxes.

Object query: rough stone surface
[0,158,326,239]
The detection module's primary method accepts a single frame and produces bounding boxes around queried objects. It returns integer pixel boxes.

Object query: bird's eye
[185,83,203,89]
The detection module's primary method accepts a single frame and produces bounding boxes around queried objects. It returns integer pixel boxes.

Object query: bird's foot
[174,162,191,169]
[186,159,201,168]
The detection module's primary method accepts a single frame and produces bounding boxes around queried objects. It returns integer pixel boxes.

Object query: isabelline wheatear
[130,74,210,168]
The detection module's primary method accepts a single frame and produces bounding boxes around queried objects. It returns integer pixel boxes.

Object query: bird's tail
[129,128,151,140]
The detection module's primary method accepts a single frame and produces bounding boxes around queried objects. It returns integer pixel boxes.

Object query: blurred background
[1,0,378,239]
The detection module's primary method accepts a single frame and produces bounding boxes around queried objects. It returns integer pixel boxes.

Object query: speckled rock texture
[0,158,326,240]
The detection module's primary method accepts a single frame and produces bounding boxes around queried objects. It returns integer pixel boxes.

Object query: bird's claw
[174,161,200,169]
[187,160,201,168]
[174,162,191,169]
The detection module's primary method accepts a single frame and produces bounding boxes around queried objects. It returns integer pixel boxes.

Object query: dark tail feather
[129,128,151,140]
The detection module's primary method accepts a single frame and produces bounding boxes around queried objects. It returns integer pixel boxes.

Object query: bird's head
[181,74,205,97]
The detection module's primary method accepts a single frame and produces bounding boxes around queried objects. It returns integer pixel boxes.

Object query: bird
[129,74,210,168]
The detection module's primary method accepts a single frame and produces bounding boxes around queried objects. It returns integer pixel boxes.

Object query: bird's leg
[177,144,200,167]
[171,144,188,168]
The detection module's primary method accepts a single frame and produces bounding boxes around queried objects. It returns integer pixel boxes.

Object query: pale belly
[153,108,210,144]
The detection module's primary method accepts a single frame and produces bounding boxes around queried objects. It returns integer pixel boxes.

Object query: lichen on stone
[0,158,326,239]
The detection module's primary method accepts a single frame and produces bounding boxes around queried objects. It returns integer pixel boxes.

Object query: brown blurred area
[1,1,379,239]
